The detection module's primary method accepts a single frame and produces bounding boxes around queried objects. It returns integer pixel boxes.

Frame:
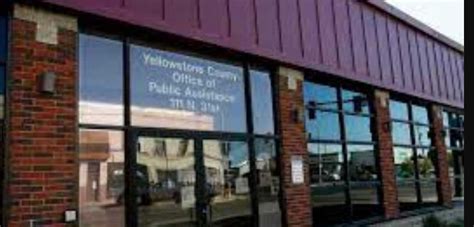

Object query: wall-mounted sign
[235,177,249,194]
[130,45,247,132]
[181,186,196,209]
[291,156,304,184]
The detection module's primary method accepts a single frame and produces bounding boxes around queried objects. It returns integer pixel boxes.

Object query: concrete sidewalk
[369,204,464,227]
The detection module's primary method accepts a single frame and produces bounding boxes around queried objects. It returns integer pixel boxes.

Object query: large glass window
[443,111,464,199]
[251,70,275,135]
[79,129,125,227]
[79,33,280,227]
[136,137,196,227]
[0,14,6,63]
[79,34,124,126]
[304,82,381,225]
[130,45,246,133]
[390,101,438,210]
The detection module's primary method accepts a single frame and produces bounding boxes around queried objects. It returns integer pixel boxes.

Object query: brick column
[277,67,312,227]
[429,105,452,207]
[7,4,78,226]
[373,90,399,219]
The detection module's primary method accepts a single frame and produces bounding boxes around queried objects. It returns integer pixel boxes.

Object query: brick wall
[277,67,312,227]
[373,91,399,219]
[7,4,78,226]
[429,105,452,207]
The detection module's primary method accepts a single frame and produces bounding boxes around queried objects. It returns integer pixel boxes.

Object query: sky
[385,0,464,45]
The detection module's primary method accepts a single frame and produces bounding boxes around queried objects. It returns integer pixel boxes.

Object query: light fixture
[39,72,57,94]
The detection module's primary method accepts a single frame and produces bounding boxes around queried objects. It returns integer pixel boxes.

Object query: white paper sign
[291,156,304,184]
[181,186,196,209]
[235,177,250,194]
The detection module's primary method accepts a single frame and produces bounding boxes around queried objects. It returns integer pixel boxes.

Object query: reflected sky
[250,70,275,135]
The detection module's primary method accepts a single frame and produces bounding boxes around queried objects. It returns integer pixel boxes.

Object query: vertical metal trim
[244,63,259,227]
[408,103,423,204]
[337,86,353,221]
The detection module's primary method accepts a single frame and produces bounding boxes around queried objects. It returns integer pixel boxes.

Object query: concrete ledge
[370,207,464,227]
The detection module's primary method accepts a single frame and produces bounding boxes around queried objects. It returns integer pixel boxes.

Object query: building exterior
[0,0,464,226]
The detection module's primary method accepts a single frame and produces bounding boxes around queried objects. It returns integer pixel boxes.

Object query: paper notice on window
[235,178,249,194]
[181,186,196,209]
[291,156,304,184]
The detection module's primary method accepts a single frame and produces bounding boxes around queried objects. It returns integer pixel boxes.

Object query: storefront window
[305,82,381,225]
[255,139,281,227]
[251,70,275,135]
[443,111,464,198]
[79,34,124,126]
[136,137,196,227]
[0,14,6,63]
[79,129,125,227]
[203,140,252,226]
[130,45,246,133]
[390,100,438,210]
[79,33,280,227]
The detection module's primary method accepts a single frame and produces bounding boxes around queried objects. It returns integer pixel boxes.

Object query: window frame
[77,30,283,227]
[304,80,383,223]
[389,99,438,207]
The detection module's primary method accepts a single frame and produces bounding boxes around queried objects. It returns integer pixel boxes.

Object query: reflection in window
[412,105,429,125]
[79,130,125,227]
[394,147,415,180]
[136,137,196,227]
[0,14,6,62]
[255,139,281,227]
[308,143,344,184]
[417,148,437,203]
[348,145,377,182]
[203,141,252,226]
[304,82,339,110]
[414,125,431,146]
[444,111,464,198]
[306,111,341,141]
[130,45,247,133]
[79,34,124,126]
[342,90,370,114]
[392,122,412,145]
[345,115,372,142]
[251,70,275,135]
[310,143,348,224]
[390,101,409,121]
[394,147,417,205]
[0,67,4,119]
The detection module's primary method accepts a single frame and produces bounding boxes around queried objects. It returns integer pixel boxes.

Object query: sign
[235,177,249,194]
[291,156,304,184]
[181,186,196,209]
[131,45,246,132]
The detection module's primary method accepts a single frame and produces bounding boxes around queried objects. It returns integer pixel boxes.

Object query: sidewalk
[369,201,464,227]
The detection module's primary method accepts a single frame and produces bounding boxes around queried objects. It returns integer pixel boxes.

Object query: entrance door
[132,132,256,227]
[86,162,101,202]
[203,140,253,227]
[135,135,197,227]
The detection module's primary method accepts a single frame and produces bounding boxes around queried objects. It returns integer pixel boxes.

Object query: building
[0,0,464,226]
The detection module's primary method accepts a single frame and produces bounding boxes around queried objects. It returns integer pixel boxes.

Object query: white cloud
[385,0,464,45]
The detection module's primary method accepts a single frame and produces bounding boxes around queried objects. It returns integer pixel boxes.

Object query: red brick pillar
[429,105,452,207]
[7,4,78,226]
[277,67,312,227]
[373,91,399,219]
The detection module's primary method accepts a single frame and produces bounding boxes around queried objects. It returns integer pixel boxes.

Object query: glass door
[203,140,253,227]
[135,135,197,227]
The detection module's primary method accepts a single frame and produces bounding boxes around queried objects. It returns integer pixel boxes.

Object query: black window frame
[304,79,383,224]
[442,108,464,198]
[389,98,439,209]
[77,28,283,227]
[0,6,8,227]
